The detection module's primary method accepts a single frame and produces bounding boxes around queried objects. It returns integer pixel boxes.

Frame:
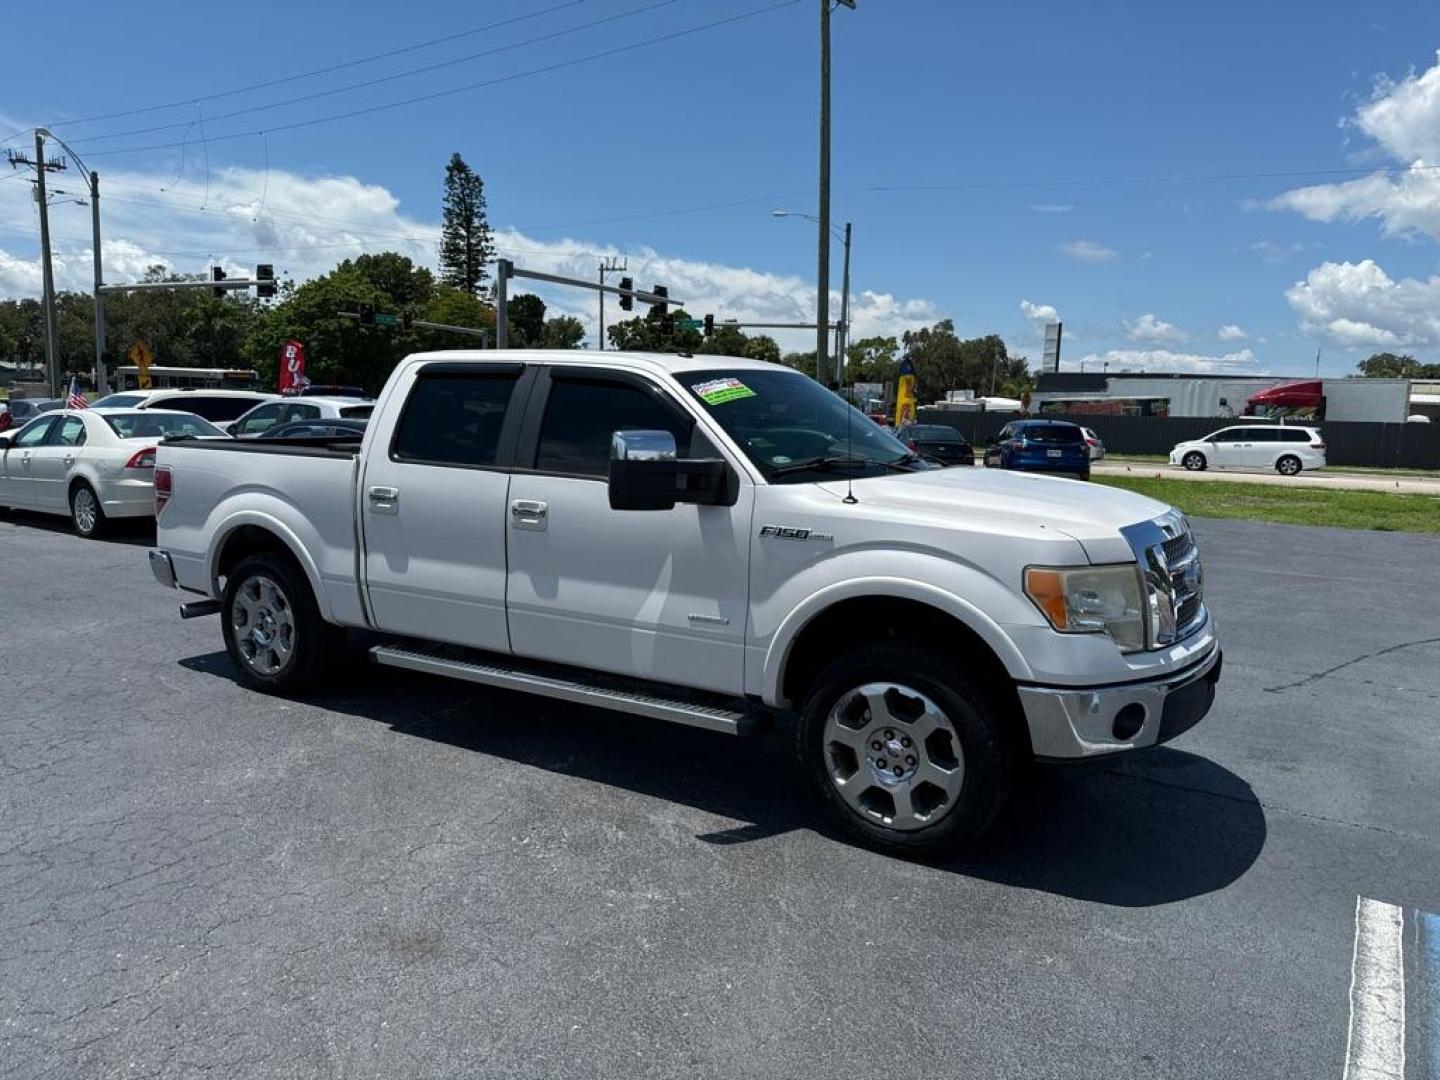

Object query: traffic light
[211,266,226,298]
[704,314,714,338]
[256,264,276,299]
[648,285,668,319]
[358,302,375,326]
[618,277,633,312]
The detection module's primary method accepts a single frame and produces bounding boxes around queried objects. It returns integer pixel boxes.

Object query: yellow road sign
[128,341,154,388]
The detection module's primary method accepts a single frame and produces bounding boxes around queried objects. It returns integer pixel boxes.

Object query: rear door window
[235,402,283,435]
[392,370,521,468]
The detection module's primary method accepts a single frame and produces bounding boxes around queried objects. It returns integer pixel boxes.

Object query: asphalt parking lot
[2,510,1438,1079]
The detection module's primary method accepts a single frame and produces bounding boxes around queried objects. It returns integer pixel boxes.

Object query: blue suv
[983,419,1091,480]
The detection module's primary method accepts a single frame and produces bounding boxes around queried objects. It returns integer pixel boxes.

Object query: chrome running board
[369,642,763,736]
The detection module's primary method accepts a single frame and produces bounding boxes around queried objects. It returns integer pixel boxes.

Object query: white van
[1170,425,1326,476]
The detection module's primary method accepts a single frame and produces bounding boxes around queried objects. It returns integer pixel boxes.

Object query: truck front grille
[1121,511,1207,649]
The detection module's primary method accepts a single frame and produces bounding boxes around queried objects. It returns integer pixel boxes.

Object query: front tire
[1182,451,1207,472]
[1276,454,1302,476]
[70,483,107,538]
[796,642,1019,855]
[221,553,342,694]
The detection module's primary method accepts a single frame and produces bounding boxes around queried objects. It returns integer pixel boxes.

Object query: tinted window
[1019,423,1083,444]
[339,404,374,419]
[89,394,145,409]
[14,417,56,447]
[49,417,87,447]
[278,403,320,423]
[1209,428,1241,442]
[1280,429,1313,442]
[8,401,38,420]
[536,378,690,477]
[393,372,519,467]
[911,425,965,440]
[162,396,259,421]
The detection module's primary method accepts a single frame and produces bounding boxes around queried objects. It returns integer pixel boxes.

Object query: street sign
[677,318,704,330]
[128,341,154,388]
[374,312,398,327]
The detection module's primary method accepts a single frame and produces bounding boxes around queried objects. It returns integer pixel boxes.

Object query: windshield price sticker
[693,377,756,406]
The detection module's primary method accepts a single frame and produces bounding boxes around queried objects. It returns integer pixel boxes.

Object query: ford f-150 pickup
[149,350,1220,854]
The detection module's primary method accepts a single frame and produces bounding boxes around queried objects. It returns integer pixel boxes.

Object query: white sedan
[0,408,225,537]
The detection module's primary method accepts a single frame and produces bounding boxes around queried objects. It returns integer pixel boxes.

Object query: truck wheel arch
[210,517,332,623]
[768,581,1033,713]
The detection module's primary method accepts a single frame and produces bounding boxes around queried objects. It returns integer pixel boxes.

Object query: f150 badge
[759,525,833,541]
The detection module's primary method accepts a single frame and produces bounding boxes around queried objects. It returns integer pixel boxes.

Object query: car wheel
[1276,454,1302,476]
[221,553,343,694]
[1182,451,1207,472]
[796,641,1020,856]
[70,482,107,538]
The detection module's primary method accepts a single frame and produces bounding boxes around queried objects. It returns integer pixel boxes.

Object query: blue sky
[4,0,1440,375]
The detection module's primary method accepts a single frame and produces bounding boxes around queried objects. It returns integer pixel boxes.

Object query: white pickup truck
[149,350,1220,854]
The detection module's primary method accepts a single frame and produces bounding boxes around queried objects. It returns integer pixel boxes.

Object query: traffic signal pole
[493,259,680,349]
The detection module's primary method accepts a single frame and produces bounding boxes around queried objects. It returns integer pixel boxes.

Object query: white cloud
[0,164,942,353]
[1058,239,1117,263]
[1218,324,1249,341]
[1019,299,1060,326]
[1271,51,1440,242]
[1284,258,1440,349]
[1123,312,1186,345]
[1076,348,1259,374]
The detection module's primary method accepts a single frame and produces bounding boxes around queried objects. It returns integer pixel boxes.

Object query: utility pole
[90,170,106,394]
[817,0,855,387]
[597,256,626,351]
[8,135,67,396]
[836,220,851,384]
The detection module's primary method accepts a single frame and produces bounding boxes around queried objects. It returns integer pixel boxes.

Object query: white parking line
[1343,896,1406,1080]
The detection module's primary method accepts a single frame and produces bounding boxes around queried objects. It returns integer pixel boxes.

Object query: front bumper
[1018,645,1222,760]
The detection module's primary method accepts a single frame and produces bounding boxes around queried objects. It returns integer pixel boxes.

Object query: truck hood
[816,467,1172,564]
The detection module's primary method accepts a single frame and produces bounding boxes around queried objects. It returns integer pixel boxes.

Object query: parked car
[983,419,1091,480]
[894,423,975,466]
[150,349,1219,856]
[228,396,374,438]
[1081,427,1106,460]
[257,418,369,440]
[0,398,64,432]
[0,408,225,536]
[298,384,369,398]
[88,388,278,423]
[1169,425,1326,476]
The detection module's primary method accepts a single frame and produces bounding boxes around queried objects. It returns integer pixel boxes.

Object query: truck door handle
[510,499,548,530]
[63,455,75,465]
[367,485,400,514]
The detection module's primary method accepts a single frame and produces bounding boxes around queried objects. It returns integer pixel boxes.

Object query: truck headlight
[1024,564,1147,653]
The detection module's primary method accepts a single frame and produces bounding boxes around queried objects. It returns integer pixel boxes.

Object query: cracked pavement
[1,510,1437,1078]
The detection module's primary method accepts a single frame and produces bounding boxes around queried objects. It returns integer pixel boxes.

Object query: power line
[78,0,802,159]
[68,0,684,148]
[43,0,591,130]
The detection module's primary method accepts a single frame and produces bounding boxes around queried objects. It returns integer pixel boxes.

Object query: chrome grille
[1120,510,1207,649]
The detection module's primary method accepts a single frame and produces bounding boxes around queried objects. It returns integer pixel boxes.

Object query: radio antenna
[841,360,857,504]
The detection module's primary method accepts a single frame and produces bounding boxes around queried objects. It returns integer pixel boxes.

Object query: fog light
[1113,703,1147,740]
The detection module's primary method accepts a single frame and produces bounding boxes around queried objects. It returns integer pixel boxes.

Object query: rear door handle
[510,499,548,531]
[367,485,400,514]
[63,455,75,465]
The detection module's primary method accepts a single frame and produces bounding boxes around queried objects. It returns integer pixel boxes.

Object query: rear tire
[796,642,1019,856]
[221,553,342,694]
[1182,451,1207,472]
[70,483,107,538]
[1276,454,1302,476]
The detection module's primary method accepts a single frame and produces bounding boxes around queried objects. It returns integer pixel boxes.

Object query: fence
[915,410,1440,469]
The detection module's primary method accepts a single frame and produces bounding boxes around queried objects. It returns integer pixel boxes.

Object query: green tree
[541,315,585,349]
[420,285,495,350]
[606,309,704,353]
[900,322,1028,400]
[439,153,493,296]
[846,335,900,384]
[781,350,821,379]
[1357,352,1440,378]
[506,293,548,347]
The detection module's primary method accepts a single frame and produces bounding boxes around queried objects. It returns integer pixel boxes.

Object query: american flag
[66,377,88,410]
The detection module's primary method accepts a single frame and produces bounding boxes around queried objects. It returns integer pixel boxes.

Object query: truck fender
[205,510,334,623]
[762,575,1035,708]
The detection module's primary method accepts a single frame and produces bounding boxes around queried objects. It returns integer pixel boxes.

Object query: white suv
[1170,425,1326,476]
[227,396,374,437]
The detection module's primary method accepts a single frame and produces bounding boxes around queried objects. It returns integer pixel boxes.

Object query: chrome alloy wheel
[231,575,295,676]
[72,487,98,533]
[822,682,965,831]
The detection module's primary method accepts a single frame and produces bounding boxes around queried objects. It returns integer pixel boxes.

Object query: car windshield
[910,425,965,440]
[102,411,225,439]
[1019,424,1083,444]
[676,368,923,481]
[89,394,146,409]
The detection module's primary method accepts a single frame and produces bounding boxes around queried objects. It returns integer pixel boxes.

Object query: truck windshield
[677,368,924,482]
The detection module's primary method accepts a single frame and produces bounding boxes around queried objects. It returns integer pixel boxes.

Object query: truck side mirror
[0,433,12,448]
[608,429,730,510]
